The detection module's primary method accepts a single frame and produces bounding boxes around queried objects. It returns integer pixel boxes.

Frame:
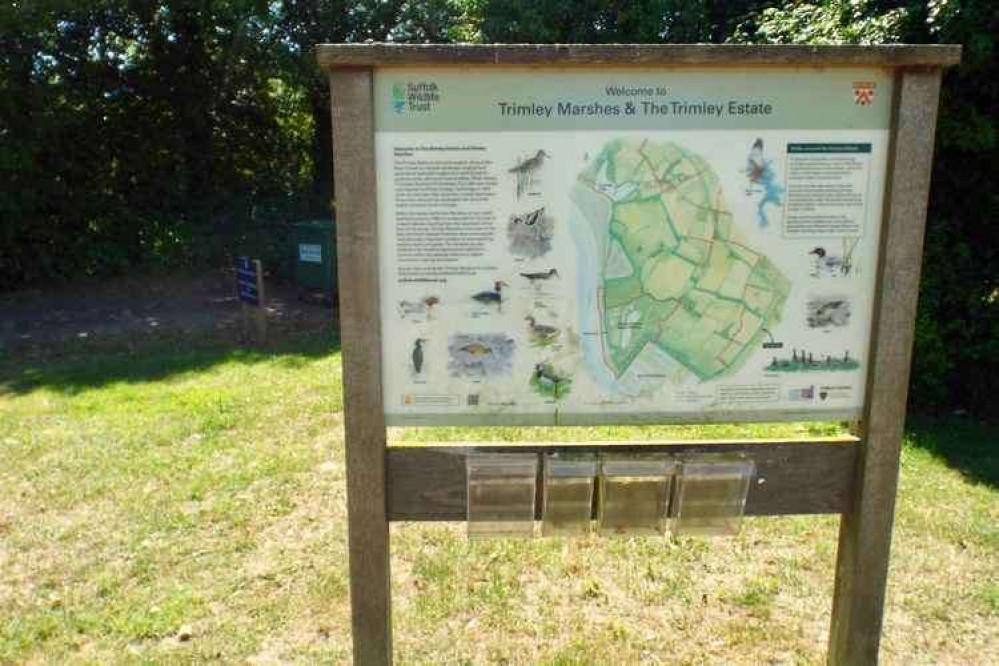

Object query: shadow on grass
[0,326,341,396]
[907,415,999,490]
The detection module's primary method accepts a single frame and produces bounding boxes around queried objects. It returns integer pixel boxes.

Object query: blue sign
[237,257,260,306]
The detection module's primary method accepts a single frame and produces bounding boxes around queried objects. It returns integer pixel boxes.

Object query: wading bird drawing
[509,150,549,198]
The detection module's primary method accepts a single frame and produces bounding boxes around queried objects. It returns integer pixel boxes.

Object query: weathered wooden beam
[387,439,859,521]
[329,68,393,666]
[828,67,944,666]
[316,43,961,69]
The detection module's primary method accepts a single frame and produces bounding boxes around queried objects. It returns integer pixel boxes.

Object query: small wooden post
[240,301,250,341]
[329,68,393,665]
[828,67,944,665]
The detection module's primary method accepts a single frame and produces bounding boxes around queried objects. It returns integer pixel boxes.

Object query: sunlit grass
[0,331,996,663]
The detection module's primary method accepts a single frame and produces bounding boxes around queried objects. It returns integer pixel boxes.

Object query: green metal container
[292,218,337,294]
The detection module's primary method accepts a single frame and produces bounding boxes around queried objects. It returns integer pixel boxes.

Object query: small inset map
[574,138,790,393]
[745,138,785,228]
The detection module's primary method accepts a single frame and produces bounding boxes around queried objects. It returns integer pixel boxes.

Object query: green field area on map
[578,138,790,382]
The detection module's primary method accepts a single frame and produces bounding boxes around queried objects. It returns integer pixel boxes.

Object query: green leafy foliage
[736,0,999,416]
[2,1,995,415]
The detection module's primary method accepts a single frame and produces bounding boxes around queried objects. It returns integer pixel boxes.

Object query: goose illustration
[520,268,559,284]
[459,342,493,357]
[472,281,508,306]
[411,338,427,374]
[525,315,559,342]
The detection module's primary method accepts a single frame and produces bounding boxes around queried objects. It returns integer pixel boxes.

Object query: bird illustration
[809,300,850,328]
[511,206,545,226]
[509,150,550,175]
[411,338,426,374]
[520,268,559,284]
[533,363,565,398]
[399,295,440,318]
[509,151,550,198]
[747,138,766,184]
[472,281,508,306]
[809,247,847,277]
[525,315,559,342]
[460,342,492,357]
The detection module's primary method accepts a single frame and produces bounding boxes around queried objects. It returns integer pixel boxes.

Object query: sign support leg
[329,67,393,665]
[828,67,942,665]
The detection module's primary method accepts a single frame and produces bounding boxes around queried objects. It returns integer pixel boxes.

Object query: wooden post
[828,67,944,665]
[240,301,250,341]
[329,68,393,665]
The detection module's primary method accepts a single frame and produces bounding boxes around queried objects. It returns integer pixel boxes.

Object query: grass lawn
[1,330,996,663]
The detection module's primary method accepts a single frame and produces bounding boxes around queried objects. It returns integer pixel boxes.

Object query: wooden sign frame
[316,43,960,665]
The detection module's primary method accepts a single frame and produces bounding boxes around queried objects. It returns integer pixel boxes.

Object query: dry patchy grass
[0,332,996,663]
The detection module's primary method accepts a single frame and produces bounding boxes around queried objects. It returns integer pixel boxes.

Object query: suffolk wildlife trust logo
[391,81,441,114]
[852,81,876,106]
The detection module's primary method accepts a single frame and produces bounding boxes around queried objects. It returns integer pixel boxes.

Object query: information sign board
[236,256,261,306]
[317,43,959,666]
[374,67,892,425]
[298,243,323,263]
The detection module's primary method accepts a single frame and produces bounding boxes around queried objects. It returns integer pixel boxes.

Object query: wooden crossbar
[387,438,859,521]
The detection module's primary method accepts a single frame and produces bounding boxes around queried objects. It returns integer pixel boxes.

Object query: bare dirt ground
[0,270,335,356]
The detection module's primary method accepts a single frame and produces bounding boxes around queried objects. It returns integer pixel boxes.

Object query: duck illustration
[460,342,493,357]
[520,268,559,283]
[525,315,559,342]
[472,281,508,306]
[411,338,426,374]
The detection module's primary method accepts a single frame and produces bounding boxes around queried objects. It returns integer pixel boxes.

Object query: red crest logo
[853,81,876,106]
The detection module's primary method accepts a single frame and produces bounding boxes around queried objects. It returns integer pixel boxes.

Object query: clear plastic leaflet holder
[466,453,539,539]
[542,454,598,537]
[598,456,675,535]
[673,457,755,536]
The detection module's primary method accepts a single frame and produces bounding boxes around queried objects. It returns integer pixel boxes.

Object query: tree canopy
[1,0,995,414]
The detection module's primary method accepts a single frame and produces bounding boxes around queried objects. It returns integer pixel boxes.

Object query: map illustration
[574,138,790,393]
